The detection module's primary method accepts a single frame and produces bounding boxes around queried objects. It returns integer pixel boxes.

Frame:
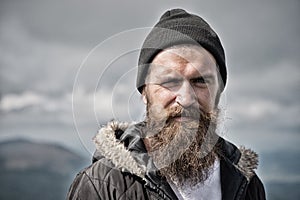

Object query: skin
[143,44,220,122]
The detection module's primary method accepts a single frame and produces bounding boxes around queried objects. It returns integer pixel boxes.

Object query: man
[67,8,266,200]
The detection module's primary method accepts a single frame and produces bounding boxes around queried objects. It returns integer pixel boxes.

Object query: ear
[142,94,147,104]
[141,86,148,105]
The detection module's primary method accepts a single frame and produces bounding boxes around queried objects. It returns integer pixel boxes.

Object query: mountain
[0,139,89,200]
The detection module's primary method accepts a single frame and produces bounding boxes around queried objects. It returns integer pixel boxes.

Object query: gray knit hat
[137,8,226,93]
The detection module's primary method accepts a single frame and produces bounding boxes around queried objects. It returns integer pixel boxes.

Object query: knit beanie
[137,8,226,93]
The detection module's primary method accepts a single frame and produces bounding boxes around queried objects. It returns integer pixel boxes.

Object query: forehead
[149,45,217,78]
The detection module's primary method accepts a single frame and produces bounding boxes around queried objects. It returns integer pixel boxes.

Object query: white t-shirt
[168,159,222,200]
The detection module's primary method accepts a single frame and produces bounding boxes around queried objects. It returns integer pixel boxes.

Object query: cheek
[195,88,218,111]
[148,86,176,108]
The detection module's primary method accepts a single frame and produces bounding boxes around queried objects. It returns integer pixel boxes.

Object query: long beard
[144,103,220,187]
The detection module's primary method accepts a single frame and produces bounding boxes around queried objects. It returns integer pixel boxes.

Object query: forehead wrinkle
[152,52,192,79]
[170,46,217,78]
[154,51,188,70]
[150,54,183,77]
[149,44,218,82]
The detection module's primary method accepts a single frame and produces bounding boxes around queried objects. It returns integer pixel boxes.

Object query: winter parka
[67,121,266,200]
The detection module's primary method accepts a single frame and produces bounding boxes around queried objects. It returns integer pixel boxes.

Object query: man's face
[142,45,221,186]
[143,44,220,118]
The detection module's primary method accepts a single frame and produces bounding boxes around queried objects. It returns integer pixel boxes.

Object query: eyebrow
[161,76,183,82]
[197,74,215,80]
[185,71,214,80]
[149,74,181,84]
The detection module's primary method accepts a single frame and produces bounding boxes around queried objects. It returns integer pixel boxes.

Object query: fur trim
[235,146,259,181]
[93,121,146,178]
[93,121,259,181]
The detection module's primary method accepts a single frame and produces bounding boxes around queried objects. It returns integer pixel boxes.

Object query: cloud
[0,3,298,194]
[0,91,71,113]
[230,99,280,120]
[0,0,299,184]
[223,57,300,141]
[1,91,47,112]
[0,14,88,95]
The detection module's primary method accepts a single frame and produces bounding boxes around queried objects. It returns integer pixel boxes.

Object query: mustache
[167,105,203,121]
[145,103,219,135]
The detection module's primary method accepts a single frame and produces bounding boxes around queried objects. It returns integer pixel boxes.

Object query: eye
[191,77,213,87]
[160,78,182,89]
[191,77,206,84]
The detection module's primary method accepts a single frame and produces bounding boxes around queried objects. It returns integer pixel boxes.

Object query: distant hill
[0,139,89,200]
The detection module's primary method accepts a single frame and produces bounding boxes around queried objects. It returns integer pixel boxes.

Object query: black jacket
[67,121,266,200]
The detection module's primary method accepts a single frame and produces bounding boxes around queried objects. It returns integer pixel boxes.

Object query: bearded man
[67,8,266,200]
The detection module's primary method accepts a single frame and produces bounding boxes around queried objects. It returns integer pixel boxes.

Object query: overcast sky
[0,0,299,185]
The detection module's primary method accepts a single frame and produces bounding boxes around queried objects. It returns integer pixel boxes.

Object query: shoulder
[245,174,266,200]
[67,157,146,200]
[87,157,145,189]
[219,138,259,181]
[219,138,266,199]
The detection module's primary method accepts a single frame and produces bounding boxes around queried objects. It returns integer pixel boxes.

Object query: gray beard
[144,104,220,187]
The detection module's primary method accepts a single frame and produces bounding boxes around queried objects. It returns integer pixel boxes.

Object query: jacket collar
[218,138,255,200]
[93,121,178,199]
[93,121,259,200]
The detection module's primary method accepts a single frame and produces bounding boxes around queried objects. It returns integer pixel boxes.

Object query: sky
[0,0,299,189]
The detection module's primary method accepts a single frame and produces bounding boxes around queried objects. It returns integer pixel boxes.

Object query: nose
[174,81,196,108]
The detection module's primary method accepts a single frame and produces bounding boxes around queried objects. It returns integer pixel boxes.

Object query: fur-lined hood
[93,121,259,181]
